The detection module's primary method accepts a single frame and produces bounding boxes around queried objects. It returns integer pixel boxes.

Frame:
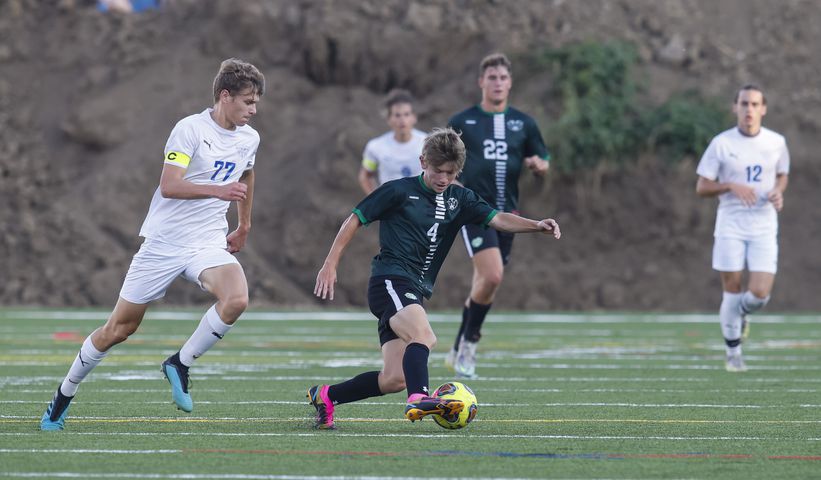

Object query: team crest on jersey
[506,119,524,132]
[236,145,250,158]
[404,292,418,301]
[447,198,458,211]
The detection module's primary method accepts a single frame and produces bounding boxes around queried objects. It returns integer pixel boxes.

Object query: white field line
[0,473,541,480]
[1,432,820,441]
[3,310,820,324]
[0,400,782,408]
[5,387,818,394]
[3,415,821,424]
[6,375,821,385]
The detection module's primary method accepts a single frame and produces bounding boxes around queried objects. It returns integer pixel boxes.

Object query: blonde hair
[422,127,466,170]
[213,58,265,103]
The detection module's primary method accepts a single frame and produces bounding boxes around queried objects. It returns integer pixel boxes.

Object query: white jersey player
[358,89,425,194]
[41,58,265,431]
[696,84,790,373]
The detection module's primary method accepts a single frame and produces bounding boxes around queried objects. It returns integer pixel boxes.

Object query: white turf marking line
[1,433,819,442]
[3,309,818,324]
[7,387,819,395]
[0,474,542,480]
[0,400,777,409]
[3,415,820,425]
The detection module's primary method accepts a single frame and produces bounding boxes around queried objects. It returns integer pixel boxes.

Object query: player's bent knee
[220,293,249,321]
[381,375,406,393]
[104,323,138,345]
[477,271,504,292]
[749,288,771,300]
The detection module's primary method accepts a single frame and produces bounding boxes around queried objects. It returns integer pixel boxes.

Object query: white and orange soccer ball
[432,382,478,429]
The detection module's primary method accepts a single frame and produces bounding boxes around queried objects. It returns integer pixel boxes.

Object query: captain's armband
[164,151,191,168]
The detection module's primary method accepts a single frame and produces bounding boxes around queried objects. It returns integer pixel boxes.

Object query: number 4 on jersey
[427,223,439,242]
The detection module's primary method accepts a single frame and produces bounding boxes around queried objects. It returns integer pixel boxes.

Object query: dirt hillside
[1,0,820,311]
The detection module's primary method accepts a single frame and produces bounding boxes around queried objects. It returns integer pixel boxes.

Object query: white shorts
[712,236,778,274]
[119,239,239,304]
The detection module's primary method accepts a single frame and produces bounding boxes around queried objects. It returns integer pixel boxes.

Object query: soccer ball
[431,382,478,430]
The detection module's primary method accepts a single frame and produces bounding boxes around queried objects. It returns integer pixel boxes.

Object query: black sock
[453,303,470,350]
[724,338,741,348]
[403,342,430,397]
[463,301,492,342]
[327,371,383,405]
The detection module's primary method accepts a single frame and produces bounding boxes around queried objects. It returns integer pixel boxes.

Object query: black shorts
[367,275,425,345]
[461,223,515,265]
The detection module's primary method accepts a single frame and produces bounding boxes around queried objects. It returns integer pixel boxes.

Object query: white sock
[726,344,742,357]
[179,304,233,367]
[60,330,108,397]
[720,292,743,342]
[739,291,770,315]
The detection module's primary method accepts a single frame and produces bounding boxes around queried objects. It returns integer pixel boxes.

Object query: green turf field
[1,308,819,479]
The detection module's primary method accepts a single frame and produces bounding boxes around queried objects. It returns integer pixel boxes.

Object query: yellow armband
[165,151,191,168]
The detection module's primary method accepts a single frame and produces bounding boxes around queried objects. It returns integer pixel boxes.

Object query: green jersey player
[307,127,560,429]
[447,53,551,379]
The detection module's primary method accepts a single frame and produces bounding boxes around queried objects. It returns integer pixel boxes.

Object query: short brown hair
[422,127,466,170]
[213,58,265,103]
[734,84,766,105]
[384,88,415,116]
[479,53,512,77]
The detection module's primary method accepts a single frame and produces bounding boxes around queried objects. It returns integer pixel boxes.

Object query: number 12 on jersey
[746,165,762,182]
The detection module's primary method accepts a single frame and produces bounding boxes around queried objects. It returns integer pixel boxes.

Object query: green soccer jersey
[353,175,497,299]
[449,105,549,212]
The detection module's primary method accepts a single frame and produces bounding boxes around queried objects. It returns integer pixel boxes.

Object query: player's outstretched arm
[489,212,560,239]
[227,169,254,253]
[160,164,248,201]
[315,213,362,300]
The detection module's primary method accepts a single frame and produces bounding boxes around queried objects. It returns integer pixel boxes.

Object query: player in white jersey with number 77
[40,58,265,430]
[696,84,790,373]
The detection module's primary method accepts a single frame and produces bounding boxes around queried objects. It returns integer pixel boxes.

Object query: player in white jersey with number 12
[696,84,790,372]
[41,58,266,430]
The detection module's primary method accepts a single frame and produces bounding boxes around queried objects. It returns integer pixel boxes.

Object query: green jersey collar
[477,104,509,116]
[417,174,436,194]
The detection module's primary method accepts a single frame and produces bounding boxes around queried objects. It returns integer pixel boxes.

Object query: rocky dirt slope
[1,0,819,311]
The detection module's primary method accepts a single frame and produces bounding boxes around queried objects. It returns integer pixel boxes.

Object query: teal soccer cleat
[162,353,193,413]
[40,387,74,431]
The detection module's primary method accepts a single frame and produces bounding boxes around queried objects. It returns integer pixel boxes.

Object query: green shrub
[528,42,730,173]
[646,91,732,162]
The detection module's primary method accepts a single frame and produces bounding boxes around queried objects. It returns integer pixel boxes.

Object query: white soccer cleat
[454,337,479,379]
[725,353,748,373]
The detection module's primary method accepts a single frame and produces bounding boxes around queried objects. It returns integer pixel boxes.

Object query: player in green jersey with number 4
[307,127,560,429]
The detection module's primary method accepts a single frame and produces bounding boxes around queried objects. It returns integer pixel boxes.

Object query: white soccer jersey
[697,127,790,239]
[139,109,260,248]
[361,129,426,185]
